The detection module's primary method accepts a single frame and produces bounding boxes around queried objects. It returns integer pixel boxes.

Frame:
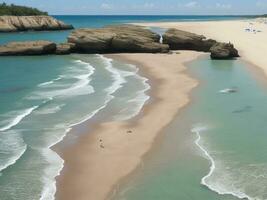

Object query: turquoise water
[0,54,150,200]
[0,15,257,200]
[114,57,267,200]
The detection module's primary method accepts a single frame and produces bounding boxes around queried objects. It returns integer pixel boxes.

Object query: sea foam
[191,124,253,200]
[28,60,95,101]
[0,106,38,132]
[99,55,150,121]
[0,130,27,173]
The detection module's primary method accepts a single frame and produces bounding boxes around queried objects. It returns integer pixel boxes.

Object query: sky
[2,0,267,15]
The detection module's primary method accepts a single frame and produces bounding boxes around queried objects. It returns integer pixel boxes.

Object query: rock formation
[163,28,217,52]
[55,43,75,55]
[210,42,239,59]
[0,16,73,32]
[0,25,239,59]
[68,25,169,53]
[162,28,239,59]
[0,41,56,55]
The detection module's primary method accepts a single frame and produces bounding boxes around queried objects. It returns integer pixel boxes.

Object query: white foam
[39,127,68,200]
[28,60,95,100]
[0,106,38,132]
[38,77,62,87]
[35,104,65,115]
[116,67,150,121]
[191,124,253,200]
[99,55,127,96]
[99,55,151,121]
[0,130,27,173]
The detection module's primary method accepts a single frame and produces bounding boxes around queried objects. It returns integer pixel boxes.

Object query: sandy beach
[56,18,267,200]
[132,19,267,75]
[55,51,203,200]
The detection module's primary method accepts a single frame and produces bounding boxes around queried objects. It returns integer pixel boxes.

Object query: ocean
[0,15,259,200]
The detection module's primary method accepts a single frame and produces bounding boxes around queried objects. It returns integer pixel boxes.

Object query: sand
[55,51,203,200]
[132,19,267,76]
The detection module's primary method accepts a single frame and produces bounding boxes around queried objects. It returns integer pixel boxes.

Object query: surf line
[191,125,252,200]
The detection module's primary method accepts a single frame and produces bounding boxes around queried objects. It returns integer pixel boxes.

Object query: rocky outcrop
[68,25,169,53]
[210,42,239,59]
[163,28,239,59]
[55,43,75,55]
[163,29,217,52]
[0,41,56,55]
[0,26,239,59]
[0,16,73,32]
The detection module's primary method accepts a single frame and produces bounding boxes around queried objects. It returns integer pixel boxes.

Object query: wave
[38,77,63,87]
[99,55,151,121]
[35,104,65,115]
[0,130,27,173]
[191,124,252,200]
[0,106,38,132]
[100,55,127,96]
[28,60,95,100]
[39,127,68,200]
[116,67,150,121]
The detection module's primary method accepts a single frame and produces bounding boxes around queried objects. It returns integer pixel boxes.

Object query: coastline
[55,51,205,200]
[131,19,267,77]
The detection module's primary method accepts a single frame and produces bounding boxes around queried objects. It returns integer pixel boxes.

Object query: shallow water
[114,57,267,200]
[0,54,150,200]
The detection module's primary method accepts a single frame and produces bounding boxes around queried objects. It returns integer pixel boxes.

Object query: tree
[0,2,48,16]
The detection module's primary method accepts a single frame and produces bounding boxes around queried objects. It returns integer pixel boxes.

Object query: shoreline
[131,19,267,78]
[55,51,204,200]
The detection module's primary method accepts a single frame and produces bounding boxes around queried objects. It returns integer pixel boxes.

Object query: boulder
[210,42,239,59]
[0,16,73,32]
[55,43,75,55]
[163,29,216,52]
[0,41,56,56]
[68,25,169,53]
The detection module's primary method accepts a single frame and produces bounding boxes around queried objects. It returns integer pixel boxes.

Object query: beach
[55,18,267,200]
[132,19,267,75]
[55,51,203,200]
[2,15,267,200]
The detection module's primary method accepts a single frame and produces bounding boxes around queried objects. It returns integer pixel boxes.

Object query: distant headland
[0,3,73,32]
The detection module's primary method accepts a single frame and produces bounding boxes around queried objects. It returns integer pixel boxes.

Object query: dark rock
[55,43,75,55]
[210,42,239,59]
[0,41,56,56]
[163,29,216,52]
[68,25,169,53]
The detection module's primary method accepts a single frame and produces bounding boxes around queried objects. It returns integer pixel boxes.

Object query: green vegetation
[0,2,48,16]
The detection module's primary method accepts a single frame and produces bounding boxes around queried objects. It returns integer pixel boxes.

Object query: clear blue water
[0,15,255,200]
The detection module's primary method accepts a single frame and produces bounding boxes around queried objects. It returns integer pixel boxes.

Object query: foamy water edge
[191,125,253,200]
